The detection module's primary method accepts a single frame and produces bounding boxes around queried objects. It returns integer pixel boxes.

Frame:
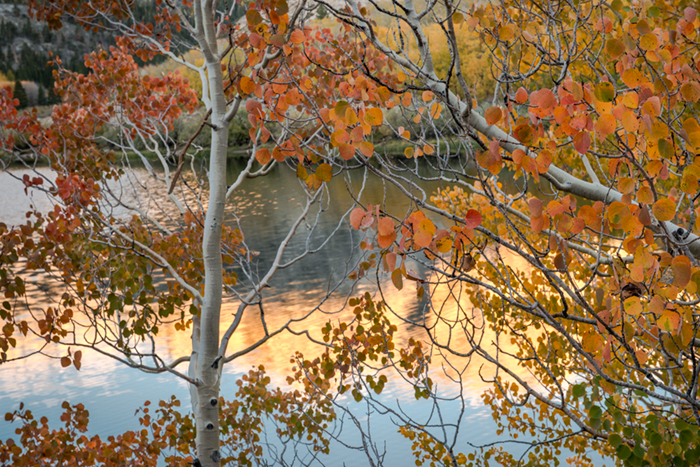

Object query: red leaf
[573,131,591,154]
[464,209,482,229]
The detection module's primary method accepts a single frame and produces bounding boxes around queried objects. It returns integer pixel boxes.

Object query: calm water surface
[0,160,553,465]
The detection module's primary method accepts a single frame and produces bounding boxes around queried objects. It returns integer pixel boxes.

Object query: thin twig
[168,108,213,194]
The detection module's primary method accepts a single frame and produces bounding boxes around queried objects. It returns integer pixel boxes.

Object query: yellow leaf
[624,296,643,316]
[316,163,332,182]
[637,186,654,204]
[639,33,658,51]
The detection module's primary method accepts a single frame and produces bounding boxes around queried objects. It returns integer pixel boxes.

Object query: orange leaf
[620,110,639,132]
[339,143,355,160]
[61,356,71,368]
[531,215,545,234]
[417,218,436,236]
[514,87,528,103]
[652,198,676,221]
[240,76,256,95]
[582,331,604,353]
[364,108,383,126]
[621,69,643,88]
[659,309,681,333]
[617,177,635,195]
[595,114,616,137]
[289,29,305,44]
[350,208,367,230]
[607,201,630,226]
[384,252,397,272]
[672,256,691,288]
[331,130,349,147]
[681,83,700,103]
[358,141,374,157]
[485,106,502,125]
[256,148,271,165]
[378,217,395,236]
[377,231,397,249]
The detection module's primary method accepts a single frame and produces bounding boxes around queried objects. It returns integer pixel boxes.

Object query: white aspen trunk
[190,5,230,465]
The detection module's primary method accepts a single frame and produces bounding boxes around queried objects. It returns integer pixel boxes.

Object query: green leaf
[572,384,586,398]
[594,82,615,102]
[680,430,694,446]
[335,101,350,119]
[589,405,603,419]
[676,419,692,431]
[633,444,645,458]
[686,448,700,463]
[352,389,363,402]
[649,432,663,447]
[617,444,632,460]
[609,433,623,448]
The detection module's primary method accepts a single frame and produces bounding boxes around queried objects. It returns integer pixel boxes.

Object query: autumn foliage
[2,0,700,465]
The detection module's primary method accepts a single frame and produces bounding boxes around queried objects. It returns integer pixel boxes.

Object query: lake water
[0,160,592,465]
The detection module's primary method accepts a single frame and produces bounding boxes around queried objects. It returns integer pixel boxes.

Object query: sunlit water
[0,160,592,465]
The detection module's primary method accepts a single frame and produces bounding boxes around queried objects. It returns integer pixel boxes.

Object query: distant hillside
[0,1,118,106]
[0,0,196,108]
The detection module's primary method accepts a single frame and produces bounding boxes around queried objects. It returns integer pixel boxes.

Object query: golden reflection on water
[0,166,542,419]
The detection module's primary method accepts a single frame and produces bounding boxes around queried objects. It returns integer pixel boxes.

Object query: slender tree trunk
[192,35,231,467]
